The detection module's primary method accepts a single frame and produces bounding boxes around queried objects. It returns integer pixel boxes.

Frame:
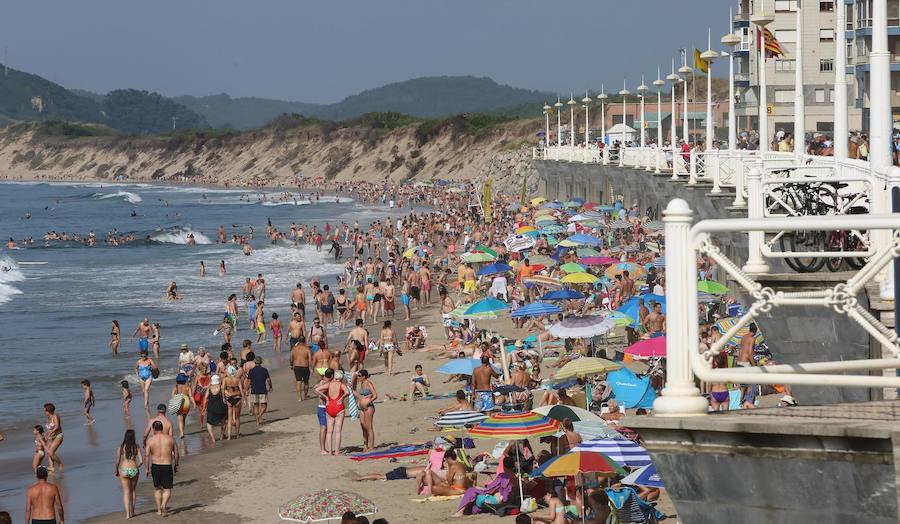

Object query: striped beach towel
[345,372,359,420]
[571,438,652,467]
[348,444,430,461]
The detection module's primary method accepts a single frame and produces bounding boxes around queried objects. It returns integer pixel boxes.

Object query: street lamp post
[554,97,563,148]
[543,103,551,159]
[701,29,720,151]
[667,59,681,180]
[654,66,665,174]
[722,10,741,151]
[637,76,649,148]
[752,11,775,153]
[619,80,630,167]
[568,95,577,149]
[793,2,805,157]
[582,90,591,147]
[679,49,692,145]
[833,0,848,159]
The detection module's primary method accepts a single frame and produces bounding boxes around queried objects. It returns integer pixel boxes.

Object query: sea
[0,181,398,522]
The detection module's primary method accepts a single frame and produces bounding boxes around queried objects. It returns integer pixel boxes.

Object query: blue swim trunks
[402,294,410,306]
[138,338,149,351]
[317,405,327,426]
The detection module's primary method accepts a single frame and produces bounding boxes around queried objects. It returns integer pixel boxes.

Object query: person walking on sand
[203,374,228,443]
[134,350,157,409]
[81,380,95,425]
[346,318,369,373]
[145,420,178,517]
[223,364,244,439]
[248,356,272,427]
[115,429,142,519]
[315,368,349,455]
[25,466,64,524]
[378,320,398,376]
[290,336,312,401]
[43,403,64,472]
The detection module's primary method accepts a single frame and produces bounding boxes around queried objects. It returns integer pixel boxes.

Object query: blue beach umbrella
[621,464,665,488]
[511,301,563,318]
[617,296,666,323]
[544,201,564,209]
[541,288,586,301]
[540,225,566,234]
[436,358,482,376]
[477,262,513,277]
[566,233,602,247]
[462,297,510,318]
[639,293,666,306]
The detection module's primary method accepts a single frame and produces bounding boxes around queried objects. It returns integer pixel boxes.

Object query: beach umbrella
[402,245,432,259]
[468,411,561,440]
[539,224,566,234]
[435,410,488,428]
[504,234,536,253]
[511,301,562,318]
[516,226,536,234]
[531,450,627,478]
[447,302,473,318]
[278,489,377,522]
[576,247,602,257]
[553,357,622,380]
[569,421,629,440]
[563,200,581,208]
[477,262,513,277]
[549,316,616,339]
[571,438,653,467]
[608,220,632,229]
[523,275,562,288]
[580,256,618,266]
[461,251,495,263]
[621,464,665,488]
[462,297,510,319]
[604,310,636,327]
[531,197,547,206]
[639,293,666,305]
[582,202,599,210]
[566,233,602,246]
[472,245,498,257]
[714,317,765,347]
[652,256,666,269]
[542,288,585,301]
[435,358,481,376]
[697,280,729,295]
[559,262,587,274]
[605,262,646,279]
[624,337,667,358]
[643,221,664,231]
[534,208,556,217]
[527,254,557,267]
[544,201,564,209]
[532,404,605,424]
[561,272,599,284]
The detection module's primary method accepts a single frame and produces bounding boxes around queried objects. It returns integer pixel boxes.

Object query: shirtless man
[287,311,305,350]
[472,355,499,412]
[437,389,473,415]
[440,289,456,339]
[418,264,431,305]
[643,302,666,336]
[462,263,477,298]
[241,277,255,304]
[621,270,635,300]
[142,404,174,446]
[309,317,328,350]
[407,269,421,310]
[291,283,306,321]
[132,318,151,353]
[290,336,312,401]
[346,319,369,372]
[738,324,757,367]
[25,467,64,524]
[256,274,266,302]
[145,420,179,517]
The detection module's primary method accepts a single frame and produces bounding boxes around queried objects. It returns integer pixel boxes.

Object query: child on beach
[270,312,282,351]
[81,379,95,424]
[121,380,132,415]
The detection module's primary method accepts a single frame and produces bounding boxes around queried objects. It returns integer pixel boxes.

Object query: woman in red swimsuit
[314,368,349,455]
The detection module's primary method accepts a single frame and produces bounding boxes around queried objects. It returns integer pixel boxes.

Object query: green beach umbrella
[559,262,587,274]
[527,254,557,267]
[697,280,729,295]
[472,245,498,257]
[461,251,495,263]
[576,247,601,257]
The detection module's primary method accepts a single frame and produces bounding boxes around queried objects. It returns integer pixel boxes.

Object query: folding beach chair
[604,486,665,523]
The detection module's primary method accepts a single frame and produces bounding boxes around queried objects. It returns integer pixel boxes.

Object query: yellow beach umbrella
[561,272,600,284]
[531,197,547,206]
[534,208,556,217]
[553,357,621,380]
[516,226,536,234]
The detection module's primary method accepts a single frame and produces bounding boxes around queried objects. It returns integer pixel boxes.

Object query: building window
[739,27,751,52]
[775,29,797,43]
[774,90,795,103]
[819,28,834,41]
[775,59,796,72]
[819,1,834,12]
[820,58,834,72]
[815,89,826,103]
[829,89,835,102]
[775,0,798,11]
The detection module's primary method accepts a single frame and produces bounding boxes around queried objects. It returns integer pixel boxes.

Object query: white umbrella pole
[516,441,525,508]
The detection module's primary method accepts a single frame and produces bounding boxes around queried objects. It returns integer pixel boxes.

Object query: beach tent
[606,123,636,143]
[606,368,656,409]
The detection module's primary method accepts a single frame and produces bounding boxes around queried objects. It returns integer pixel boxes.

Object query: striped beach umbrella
[447,302,473,318]
[523,275,562,288]
[435,410,488,428]
[539,224,566,234]
[548,315,616,339]
[609,220,632,229]
[643,221,664,231]
[532,405,605,424]
[605,262,646,279]
[576,247,602,257]
[652,256,666,269]
[571,438,653,467]
[468,411,561,440]
[621,464,665,488]
[527,254,558,267]
[472,245,498,257]
[461,251,495,263]
[531,450,627,478]
[714,317,765,347]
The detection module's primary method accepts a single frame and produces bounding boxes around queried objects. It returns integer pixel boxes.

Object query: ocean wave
[150,227,213,245]
[0,256,24,305]
[261,199,312,206]
[95,190,143,204]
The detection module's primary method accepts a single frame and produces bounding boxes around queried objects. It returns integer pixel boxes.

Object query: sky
[2,0,729,103]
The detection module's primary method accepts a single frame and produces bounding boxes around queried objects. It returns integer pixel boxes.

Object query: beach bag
[151,367,160,379]
[166,395,185,416]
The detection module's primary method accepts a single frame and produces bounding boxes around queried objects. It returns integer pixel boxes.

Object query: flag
[482,179,493,224]
[757,27,785,58]
[693,48,709,74]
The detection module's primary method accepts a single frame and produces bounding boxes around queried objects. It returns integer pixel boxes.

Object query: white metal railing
[653,199,900,417]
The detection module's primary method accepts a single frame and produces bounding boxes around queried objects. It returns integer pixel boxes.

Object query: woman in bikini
[110,319,120,356]
[223,365,244,440]
[193,363,211,428]
[32,425,48,471]
[335,288,350,330]
[43,403,64,471]
[314,368,349,455]
[354,369,378,452]
[354,286,367,323]
[424,448,471,496]
[270,312,283,352]
[379,320,398,377]
[115,429,142,519]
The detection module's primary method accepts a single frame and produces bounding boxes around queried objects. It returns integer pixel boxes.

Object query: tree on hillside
[102,89,207,134]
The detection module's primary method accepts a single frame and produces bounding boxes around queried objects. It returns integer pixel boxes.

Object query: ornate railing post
[670,148,680,181]
[655,147,662,174]
[732,155,748,208]
[742,165,771,274]
[618,145,625,167]
[653,199,709,416]
[710,150,723,193]
[602,146,609,165]
[688,149,698,185]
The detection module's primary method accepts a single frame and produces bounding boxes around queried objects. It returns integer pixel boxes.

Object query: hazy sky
[2,1,729,103]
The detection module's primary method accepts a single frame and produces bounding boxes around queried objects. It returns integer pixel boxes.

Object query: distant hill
[0,64,207,134]
[176,76,550,129]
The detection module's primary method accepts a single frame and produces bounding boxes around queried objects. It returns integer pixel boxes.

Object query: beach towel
[348,444,430,461]
[345,372,359,420]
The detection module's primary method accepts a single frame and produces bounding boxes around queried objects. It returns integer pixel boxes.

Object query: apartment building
[847,0,900,132]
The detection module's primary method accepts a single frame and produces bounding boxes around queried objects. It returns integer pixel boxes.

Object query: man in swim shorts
[290,336,312,401]
[145,420,178,517]
[133,318,151,352]
[25,466,64,524]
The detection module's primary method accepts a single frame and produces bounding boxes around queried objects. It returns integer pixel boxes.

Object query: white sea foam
[95,191,143,204]
[260,199,312,206]
[151,228,213,245]
[0,256,24,305]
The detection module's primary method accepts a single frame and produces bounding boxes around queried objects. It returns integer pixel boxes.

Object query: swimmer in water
[219,260,226,276]
[199,261,206,277]
[6,238,16,249]
[166,282,180,301]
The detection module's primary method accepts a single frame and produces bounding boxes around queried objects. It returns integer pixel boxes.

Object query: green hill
[176,76,550,129]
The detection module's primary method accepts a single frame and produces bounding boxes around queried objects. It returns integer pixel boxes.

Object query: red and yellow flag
[757,27,785,58]
[693,48,709,74]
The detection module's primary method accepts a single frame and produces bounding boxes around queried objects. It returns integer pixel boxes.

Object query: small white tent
[606,123,636,144]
